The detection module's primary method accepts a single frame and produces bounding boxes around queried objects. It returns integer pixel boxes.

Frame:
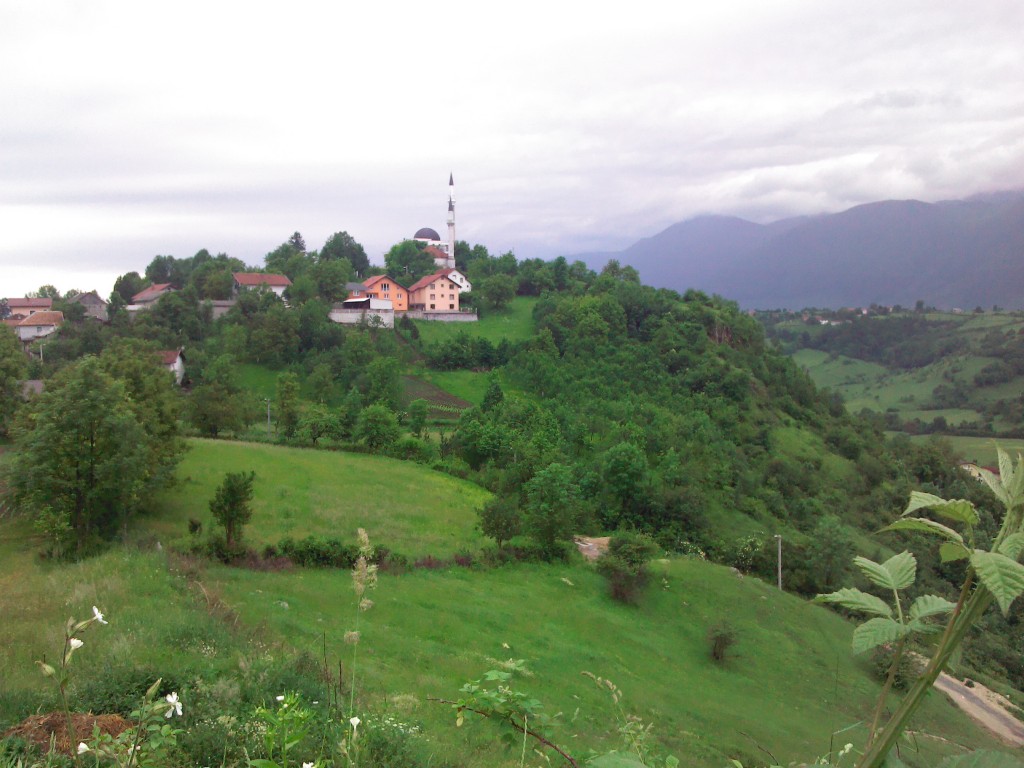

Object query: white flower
[349,716,361,730]
[303,763,315,768]
[77,742,90,754]
[276,695,285,702]
[69,638,84,650]
[92,606,107,625]
[165,691,182,718]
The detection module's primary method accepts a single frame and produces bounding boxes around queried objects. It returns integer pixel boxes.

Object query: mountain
[575,191,1024,310]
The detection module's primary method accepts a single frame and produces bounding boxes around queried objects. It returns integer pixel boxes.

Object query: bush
[278,536,359,568]
[607,531,659,568]
[597,554,649,604]
[707,622,738,663]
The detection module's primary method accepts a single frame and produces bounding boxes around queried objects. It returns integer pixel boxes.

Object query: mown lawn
[414,297,538,346]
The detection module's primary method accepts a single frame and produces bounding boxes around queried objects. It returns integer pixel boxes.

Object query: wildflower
[69,637,84,650]
[276,695,285,702]
[303,763,315,768]
[92,606,107,625]
[165,691,182,718]
[350,716,361,730]
[359,598,374,612]
[77,743,90,754]
[344,630,361,645]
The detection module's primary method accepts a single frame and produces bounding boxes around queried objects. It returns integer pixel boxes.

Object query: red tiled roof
[158,349,182,365]
[8,297,53,310]
[233,272,292,287]
[132,284,173,302]
[16,311,64,326]
[408,269,463,293]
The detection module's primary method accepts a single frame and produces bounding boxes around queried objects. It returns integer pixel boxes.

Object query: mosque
[412,173,458,270]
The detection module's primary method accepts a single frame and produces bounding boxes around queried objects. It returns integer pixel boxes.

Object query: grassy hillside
[0,441,1010,767]
[413,297,538,346]
[146,439,490,557]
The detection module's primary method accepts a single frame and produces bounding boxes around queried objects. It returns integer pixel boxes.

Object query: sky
[2,0,1023,299]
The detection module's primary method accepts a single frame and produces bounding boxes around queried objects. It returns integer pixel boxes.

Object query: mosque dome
[414,227,441,241]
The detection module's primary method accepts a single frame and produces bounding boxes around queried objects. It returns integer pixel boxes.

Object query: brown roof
[233,272,292,287]
[424,246,447,260]
[407,270,461,293]
[7,297,53,310]
[132,284,173,302]
[16,311,64,327]
[158,349,183,365]
[363,275,406,291]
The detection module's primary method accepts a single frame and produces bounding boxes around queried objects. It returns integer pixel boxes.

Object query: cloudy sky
[2,0,1022,299]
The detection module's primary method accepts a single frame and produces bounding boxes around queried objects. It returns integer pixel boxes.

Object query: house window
[449,304,454,309]
[449,294,454,300]
[430,283,436,289]
[382,283,389,290]
[430,303,435,309]
[430,294,435,300]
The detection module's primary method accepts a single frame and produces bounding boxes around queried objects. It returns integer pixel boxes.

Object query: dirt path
[933,673,1024,747]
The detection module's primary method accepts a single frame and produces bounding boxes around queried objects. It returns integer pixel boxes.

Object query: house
[437,267,472,293]
[16,310,64,342]
[360,275,409,311]
[329,297,395,328]
[232,272,292,297]
[408,270,462,312]
[130,284,175,310]
[6,297,53,320]
[159,348,186,386]
[66,290,108,321]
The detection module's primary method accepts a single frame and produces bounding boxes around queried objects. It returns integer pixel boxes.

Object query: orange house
[408,270,461,311]
[361,275,408,311]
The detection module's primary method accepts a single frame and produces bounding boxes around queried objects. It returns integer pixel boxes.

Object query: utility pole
[775,534,783,590]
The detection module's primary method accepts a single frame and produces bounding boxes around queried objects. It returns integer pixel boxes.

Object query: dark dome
[414,227,441,241]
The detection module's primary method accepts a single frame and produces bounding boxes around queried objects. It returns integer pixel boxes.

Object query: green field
[147,439,490,556]
[0,440,1012,767]
[413,297,538,345]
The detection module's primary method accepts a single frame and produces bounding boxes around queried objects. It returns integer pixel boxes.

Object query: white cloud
[2,0,1023,296]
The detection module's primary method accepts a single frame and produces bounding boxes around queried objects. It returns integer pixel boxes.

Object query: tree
[478,274,516,310]
[481,376,504,412]
[0,325,26,437]
[364,356,400,410]
[276,372,301,438]
[357,403,400,451]
[522,463,579,557]
[384,240,436,283]
[407,398,429,438]
[320,231,370,275]
[6,357,147,555]
[478,497,521,549]
[288,232,307,253]
[188,355,253,437]
[298,404,341,446]
[307,363,335,403]
[209,471,256,550]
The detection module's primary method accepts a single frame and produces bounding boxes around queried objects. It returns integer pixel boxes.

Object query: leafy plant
[817,446,1024,768]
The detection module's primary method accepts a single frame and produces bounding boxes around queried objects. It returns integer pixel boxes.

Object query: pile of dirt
[3,712,133,755]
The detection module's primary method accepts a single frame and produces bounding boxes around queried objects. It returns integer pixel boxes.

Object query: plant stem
[864,635,906,750]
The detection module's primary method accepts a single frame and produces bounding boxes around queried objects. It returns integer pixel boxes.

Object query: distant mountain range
[574,191,1024,310]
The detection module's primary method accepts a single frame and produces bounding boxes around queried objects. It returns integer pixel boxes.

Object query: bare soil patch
[3,712,133,754]
[575,536,610,561]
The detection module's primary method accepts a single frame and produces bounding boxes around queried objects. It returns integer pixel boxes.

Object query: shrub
[707,622,737,663]
[597,554,649,604]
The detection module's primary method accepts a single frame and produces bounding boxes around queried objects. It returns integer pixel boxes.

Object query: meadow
[0,439,1010,767]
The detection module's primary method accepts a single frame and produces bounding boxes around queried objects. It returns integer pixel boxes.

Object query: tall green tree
[209,470,256,550]
[0,325,26,437]
[320,231,370,275]
[384,241,436,283]
[522,463,579,557]
[7,358,147,554]
[188,355,253,437]
[276,372,301,438]
[357,403,400,451]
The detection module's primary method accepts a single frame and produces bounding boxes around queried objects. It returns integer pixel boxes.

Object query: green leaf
[815,588,892,617]
[854,552,916,591]
[852,617,910,654]
[977,466,1011,509]
[940,542,971,562]
[909,594,957,621]
[881,517,964,544]
[998,447,1015,497]
[998,532,1024,560]
[904,492,979,526]
[971,550,1024,615]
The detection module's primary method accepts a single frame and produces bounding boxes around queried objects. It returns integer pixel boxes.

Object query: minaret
[446,172,456,268]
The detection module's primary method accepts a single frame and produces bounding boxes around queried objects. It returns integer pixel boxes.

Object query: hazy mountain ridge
[576,191,1024,309]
